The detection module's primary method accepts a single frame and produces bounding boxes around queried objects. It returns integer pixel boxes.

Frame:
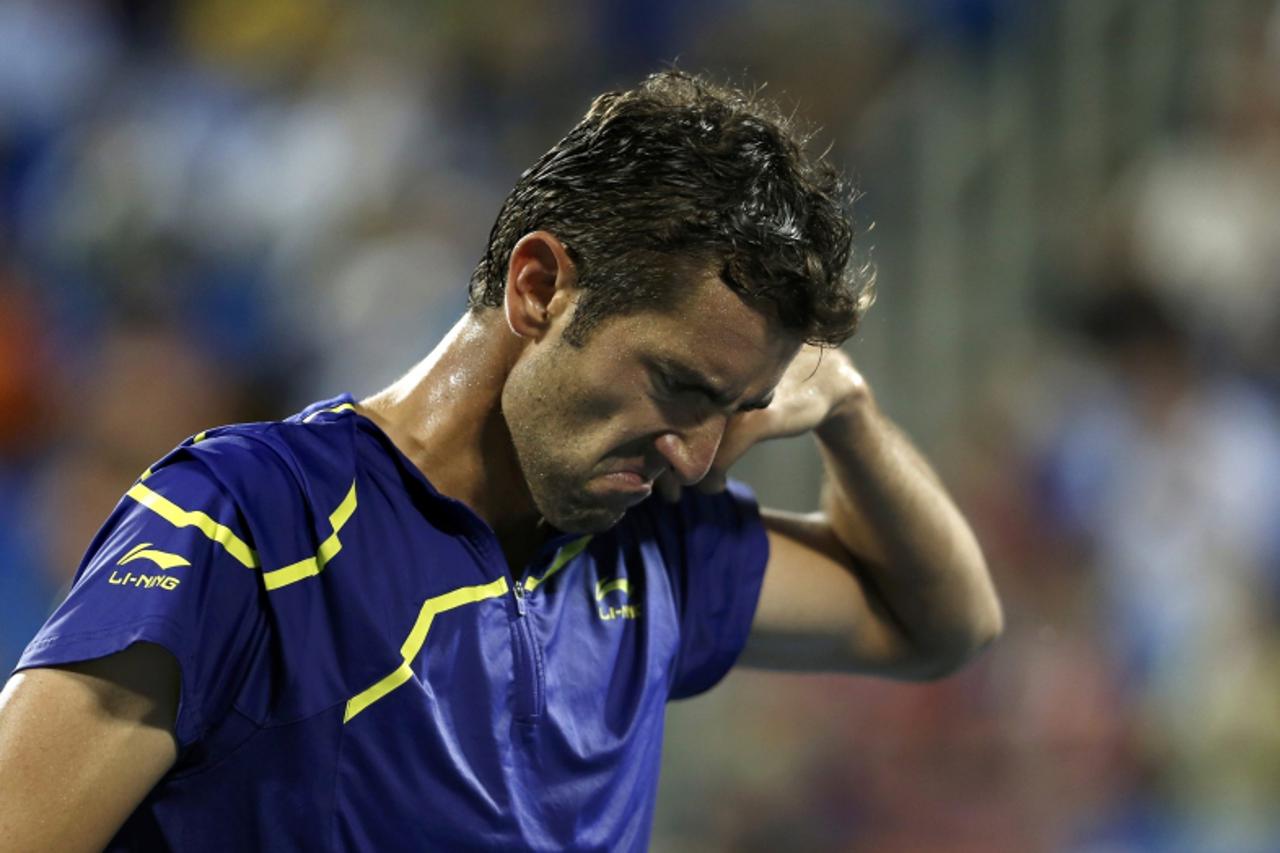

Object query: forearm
[815,388,1002,675]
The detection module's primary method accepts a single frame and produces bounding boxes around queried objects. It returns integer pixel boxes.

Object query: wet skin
[500,270,801,534]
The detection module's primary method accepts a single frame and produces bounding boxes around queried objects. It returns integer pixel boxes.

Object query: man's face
[501,271,800,533]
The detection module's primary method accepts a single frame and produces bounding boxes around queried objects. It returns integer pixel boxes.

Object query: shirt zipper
[510,580,544,722]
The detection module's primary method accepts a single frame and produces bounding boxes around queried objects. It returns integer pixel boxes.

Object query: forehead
[590,271,800,387]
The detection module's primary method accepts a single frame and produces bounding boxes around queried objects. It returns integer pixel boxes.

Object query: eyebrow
[653,358,774,412]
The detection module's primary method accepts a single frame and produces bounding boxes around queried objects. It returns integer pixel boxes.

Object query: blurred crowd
[2,1,1279,851]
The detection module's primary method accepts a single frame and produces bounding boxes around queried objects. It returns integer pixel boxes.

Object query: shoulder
[616,479,768,581]
[142,398,362,511]
[121,398,366,582]
[619,482,770,700]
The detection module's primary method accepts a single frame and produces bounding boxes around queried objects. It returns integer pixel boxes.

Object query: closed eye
[648,358,773,414]
[653,370,773,416]
[652,369,718,405]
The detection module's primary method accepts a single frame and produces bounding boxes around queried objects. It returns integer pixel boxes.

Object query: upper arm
[0,643,180,853]
[739,508,925,678]
[18,447,270,748]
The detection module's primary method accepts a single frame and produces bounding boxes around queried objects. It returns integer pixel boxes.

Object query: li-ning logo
[107,542,189,591]
[595,577,640,621]
[118,542,191,570]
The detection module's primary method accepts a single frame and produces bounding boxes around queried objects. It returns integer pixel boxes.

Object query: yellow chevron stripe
[344,575,509,723]
[523,535,592,593]
[262,481,358,591]
[343,663,415,723]
[125,482,259,569]
[303,402,356,423]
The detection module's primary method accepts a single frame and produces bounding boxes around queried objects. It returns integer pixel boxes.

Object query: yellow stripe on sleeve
[344,575,510,723]
[125,482,259,569]
[262,481,358,591]
[302,402,356,423]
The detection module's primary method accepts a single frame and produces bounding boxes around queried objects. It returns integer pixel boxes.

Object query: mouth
[591,461,663,502]
[599,470,653,491]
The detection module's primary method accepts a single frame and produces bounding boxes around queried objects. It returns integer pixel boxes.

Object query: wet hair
[469,69,874,346]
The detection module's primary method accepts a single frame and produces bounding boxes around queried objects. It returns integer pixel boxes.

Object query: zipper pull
[513,580,527,616]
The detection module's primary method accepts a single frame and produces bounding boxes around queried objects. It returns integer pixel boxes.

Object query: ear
[504,231,578,340]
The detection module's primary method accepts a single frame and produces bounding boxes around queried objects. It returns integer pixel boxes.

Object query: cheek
[508,349,661,464]
[556,367,654,431]
[579,383,669,444]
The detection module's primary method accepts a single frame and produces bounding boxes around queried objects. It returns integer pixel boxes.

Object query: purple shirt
[17,395,770,851]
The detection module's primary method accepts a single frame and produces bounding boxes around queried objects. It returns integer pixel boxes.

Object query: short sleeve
[15,458,267,748]
[664,479,770,700]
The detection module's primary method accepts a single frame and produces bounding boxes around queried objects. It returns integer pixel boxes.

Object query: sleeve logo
[118,542,192,570]
[108,542,190,590]
[595,577,640,621]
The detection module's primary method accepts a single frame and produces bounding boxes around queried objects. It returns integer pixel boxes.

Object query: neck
[359,311,544,558]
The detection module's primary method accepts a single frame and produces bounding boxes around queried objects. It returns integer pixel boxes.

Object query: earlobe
[504,231,577,339]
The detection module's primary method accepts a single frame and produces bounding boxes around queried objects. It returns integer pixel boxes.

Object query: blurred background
[2,0,1279,850]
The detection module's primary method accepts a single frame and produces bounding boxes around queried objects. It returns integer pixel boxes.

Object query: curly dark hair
[469,70,874,346]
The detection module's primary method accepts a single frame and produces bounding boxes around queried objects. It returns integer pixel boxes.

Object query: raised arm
[0,643,179,852]
[707,346,1002,679]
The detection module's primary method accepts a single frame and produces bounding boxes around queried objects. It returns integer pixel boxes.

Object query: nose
[653,416,727,486]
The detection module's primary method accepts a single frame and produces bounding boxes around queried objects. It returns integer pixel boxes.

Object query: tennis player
[0,71,1001,851]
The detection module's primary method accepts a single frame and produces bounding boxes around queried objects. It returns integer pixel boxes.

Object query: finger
[699,412,770,491]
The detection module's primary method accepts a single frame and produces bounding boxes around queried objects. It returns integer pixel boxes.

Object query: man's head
[473,71,874,532]
[470,69,874,347]
[498,239,802,533]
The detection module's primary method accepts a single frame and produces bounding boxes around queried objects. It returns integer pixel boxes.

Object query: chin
[552,508,627,535]
[540,496,630,535]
